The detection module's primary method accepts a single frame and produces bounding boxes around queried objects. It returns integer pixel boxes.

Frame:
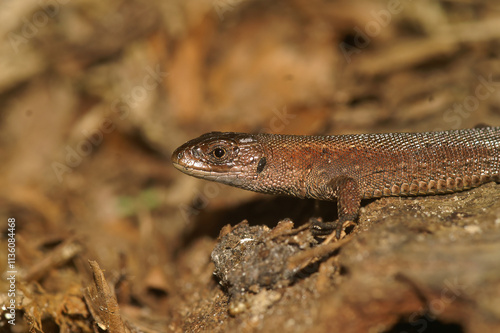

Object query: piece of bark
[84,260,127,333]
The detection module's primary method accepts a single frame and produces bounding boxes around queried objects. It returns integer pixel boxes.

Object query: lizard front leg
[311,176,361,239]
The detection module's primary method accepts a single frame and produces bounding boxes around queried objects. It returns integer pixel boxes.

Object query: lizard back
[255,127,500,200]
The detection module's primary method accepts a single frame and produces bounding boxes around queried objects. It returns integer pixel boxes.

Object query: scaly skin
[171,127,500,238]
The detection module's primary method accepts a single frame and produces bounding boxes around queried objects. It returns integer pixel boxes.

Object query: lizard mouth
[171,151,245,186]
[171,161,183,171]
[175,166,245,186]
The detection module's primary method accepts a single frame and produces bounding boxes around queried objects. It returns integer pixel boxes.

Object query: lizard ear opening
[256,157,267,173]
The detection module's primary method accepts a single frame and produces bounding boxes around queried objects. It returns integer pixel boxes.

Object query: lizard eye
[211,147,226,159]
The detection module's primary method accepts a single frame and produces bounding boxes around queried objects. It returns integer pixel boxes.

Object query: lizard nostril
[177,151,183,160]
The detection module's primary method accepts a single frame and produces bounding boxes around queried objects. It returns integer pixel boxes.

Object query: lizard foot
[310,218,342,239]
[310,218,355,239]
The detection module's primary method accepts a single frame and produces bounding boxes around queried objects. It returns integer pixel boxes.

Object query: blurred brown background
[1,0,500,332]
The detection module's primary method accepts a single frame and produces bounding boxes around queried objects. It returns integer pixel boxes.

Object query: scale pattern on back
[256,127,500,200]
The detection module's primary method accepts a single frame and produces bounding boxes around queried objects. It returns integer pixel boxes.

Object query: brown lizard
[171,127,500,238]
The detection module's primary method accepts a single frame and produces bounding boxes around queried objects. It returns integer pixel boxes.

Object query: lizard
[171,127,500,238]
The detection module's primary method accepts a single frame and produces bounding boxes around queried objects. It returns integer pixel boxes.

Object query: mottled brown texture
[172,127,500,235]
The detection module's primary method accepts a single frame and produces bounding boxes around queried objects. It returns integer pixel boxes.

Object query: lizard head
[171,132,266,187]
